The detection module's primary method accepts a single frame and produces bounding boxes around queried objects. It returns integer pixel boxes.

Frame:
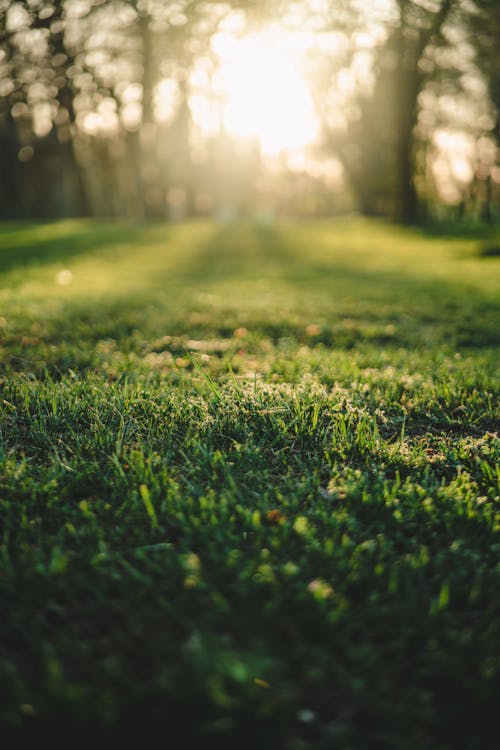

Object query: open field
[0,218,499,748]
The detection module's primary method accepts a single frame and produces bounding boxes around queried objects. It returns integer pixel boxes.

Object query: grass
[0,217,499,749]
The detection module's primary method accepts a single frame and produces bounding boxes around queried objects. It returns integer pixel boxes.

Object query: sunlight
[432,129,476,203]
[212,29,318,156]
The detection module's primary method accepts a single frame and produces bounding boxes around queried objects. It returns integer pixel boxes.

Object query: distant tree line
[0,0,498,223]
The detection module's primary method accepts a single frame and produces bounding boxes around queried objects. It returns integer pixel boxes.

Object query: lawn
[0,218,499,749]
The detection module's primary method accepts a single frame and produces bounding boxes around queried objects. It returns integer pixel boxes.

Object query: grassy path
[0,219,499,748]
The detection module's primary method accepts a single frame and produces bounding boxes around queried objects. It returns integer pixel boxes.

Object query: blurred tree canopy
[0,0,498,222]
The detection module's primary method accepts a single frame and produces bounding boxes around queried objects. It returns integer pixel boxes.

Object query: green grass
[0,218,499,749]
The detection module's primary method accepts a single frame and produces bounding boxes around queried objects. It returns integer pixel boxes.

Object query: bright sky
[211,29,319,155]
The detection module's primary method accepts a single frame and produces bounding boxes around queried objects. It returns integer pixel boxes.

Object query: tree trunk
[136,12,165,220]
[49,1,90,216]
[394,71,420,224]
[0,110,24,218]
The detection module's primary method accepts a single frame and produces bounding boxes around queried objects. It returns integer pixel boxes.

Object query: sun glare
[213,29,318,156]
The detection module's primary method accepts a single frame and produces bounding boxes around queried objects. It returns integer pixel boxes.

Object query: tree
[311,0,469,222]
[466,0,500,220]
[0,1,227,218]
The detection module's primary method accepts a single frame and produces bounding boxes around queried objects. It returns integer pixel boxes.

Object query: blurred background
[1,0,499,225]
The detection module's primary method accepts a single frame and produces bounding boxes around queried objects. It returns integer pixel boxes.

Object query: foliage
[1,1,499,222]
[0,218,499,748]
[313,0,500,222]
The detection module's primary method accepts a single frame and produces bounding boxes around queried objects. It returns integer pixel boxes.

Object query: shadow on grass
[478,243,500,258]
[173,220,498,301]
[420,218,500,239]
[2,219,499,351]
[159,221,500,348]
[0,220,165,274]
